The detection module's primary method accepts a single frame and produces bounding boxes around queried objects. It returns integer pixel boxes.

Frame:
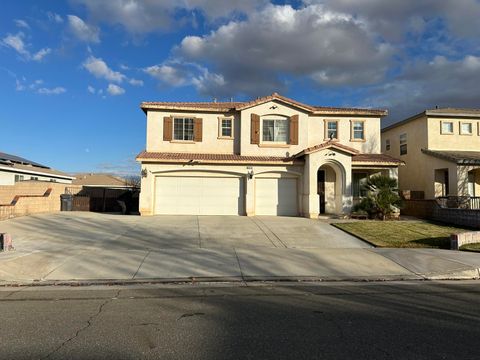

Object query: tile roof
[295,140,360,156]
[352,153,404,165]
[72,173,130,187]
[421,149,480,165]
[141,93,387,116]
[136,151,299,164]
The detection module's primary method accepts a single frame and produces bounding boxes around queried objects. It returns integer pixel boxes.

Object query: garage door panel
[255,178,297,216]
[155,176,244,215]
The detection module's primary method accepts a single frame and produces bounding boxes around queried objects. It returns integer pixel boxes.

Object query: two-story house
[382,108,480,199]
[137,93,402,217]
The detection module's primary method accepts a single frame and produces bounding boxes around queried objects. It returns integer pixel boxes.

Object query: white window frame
[440,121,454,135]
[460,122,473,135]
[173,117,195,141]
[325,120,338,140]
[351,120,365,141]
[262,117,289,143]
[218,117,234,139]
[400,133,407,155]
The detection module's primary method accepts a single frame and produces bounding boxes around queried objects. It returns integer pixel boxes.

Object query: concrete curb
[1,272,478,288]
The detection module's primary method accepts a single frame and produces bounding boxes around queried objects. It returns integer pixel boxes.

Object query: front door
[317,170,325,214]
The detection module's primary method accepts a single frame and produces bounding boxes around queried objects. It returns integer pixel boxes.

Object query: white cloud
[87,85,96,94]
[47,12,64,23]
[1,32,29,57]
[144,64,189,86]
[107,83,125,95]
[1,32,51,61]
[128,78,143,86]
[37,86,67,95]
[14,19,30,29]
[67,15,100,43]
[82,56,126,83]
[72,0,268,34]
[169,4,392,96]
[32,48,51,62]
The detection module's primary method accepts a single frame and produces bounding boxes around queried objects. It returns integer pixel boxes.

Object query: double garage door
[154,175,298,216]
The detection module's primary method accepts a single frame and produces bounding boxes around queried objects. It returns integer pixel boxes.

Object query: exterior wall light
[141,168,148,178]
[247,167,254,180]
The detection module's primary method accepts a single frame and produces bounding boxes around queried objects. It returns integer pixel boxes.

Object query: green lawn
[333,221,470,249]
[460,243,480,253]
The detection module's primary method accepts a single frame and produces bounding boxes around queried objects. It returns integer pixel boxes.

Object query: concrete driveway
[0,212,368,253]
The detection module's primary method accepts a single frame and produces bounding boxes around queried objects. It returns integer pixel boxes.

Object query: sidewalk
[1,246,479,286]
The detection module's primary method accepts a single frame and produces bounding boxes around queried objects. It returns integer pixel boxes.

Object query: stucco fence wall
[401,199,480,229]
[0,181,82,221]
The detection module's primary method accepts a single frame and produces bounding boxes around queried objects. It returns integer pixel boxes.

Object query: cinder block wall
[0,181,82,220]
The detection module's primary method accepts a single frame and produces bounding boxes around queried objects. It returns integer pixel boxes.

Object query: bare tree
[124,175,141,189]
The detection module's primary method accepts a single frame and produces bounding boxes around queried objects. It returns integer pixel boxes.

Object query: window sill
[324,138,339,142]
[440,132,454,135]
[460,133,473,136]
[349,138,366,142]
[258,143,290,148]
[170,140,196,144]
[217,136,234,140]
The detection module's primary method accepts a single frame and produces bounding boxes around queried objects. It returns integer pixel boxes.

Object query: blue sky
[1,0,480,175]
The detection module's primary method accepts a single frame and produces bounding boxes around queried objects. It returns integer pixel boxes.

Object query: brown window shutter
[163,117,172,141]
[251,113,260,144]
[290,114,299,145]
[194,118,203,142]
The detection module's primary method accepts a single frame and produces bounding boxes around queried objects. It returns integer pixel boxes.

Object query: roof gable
[295,140,360,157]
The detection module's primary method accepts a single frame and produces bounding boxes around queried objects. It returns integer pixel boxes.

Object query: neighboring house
[72,173,133,189]
[382,108,480,199]
[137,93,402,217]
[0,151,74,185]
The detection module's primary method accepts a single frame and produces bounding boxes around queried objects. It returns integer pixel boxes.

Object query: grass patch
[333,221,469,249]
[459,243,480,253]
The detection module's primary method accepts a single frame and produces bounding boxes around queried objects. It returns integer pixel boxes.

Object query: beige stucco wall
[139,163,304,216]
[146,109,240,154]
[382,116,429,194]
[145,100,383,158]
[427,117,480,151]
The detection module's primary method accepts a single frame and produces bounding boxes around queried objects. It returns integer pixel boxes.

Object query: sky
[1,0,480,175]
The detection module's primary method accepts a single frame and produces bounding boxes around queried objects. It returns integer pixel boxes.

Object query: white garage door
[255,178,298,216]
[154,176,244,215]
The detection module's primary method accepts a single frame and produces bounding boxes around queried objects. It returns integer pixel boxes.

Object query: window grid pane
[263,120,275,141]
[275,119,288,142]
[327,122,337,139]
[461,123,472,134]
[442,122,453,133]
[353,122,364,139]
[221,119,232,137]
[184,118,194,140]
[173,118,184,140]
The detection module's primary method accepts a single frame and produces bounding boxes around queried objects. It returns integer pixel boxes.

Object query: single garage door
[255,178,298,216]
[154,176,244,215]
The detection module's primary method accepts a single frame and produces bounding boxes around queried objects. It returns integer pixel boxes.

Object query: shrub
[355,175,402,220]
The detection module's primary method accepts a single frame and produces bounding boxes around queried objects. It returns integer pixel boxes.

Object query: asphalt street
[1,281,480,359]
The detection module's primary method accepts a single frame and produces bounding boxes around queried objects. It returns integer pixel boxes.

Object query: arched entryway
[317,162,344,214]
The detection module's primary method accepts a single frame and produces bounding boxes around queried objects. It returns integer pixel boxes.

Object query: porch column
[303,155,319,218]
[342,168,353,214]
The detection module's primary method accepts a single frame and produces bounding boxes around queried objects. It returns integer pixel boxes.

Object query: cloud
[72,0,268,34]
[167,4,392,96]
[32,48,51,61]
[47,12,64,23]
[107,83,125,95]
[14,19,30,29]
[364,55,480,124]
[128,78,143,86]
[1,32,51,61]
[37,86,67,95]
[87,85,96,94]
[67,15,100,43]
[82,56,126,82]
[1,32,30,57]
[144,64,189,86]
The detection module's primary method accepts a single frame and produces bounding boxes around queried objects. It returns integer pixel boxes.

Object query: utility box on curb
[0,233,14,251]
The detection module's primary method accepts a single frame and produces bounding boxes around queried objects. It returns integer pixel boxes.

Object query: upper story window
[173,117,194,141]
[14,175,24,182]
[219,118,233,138]
[262,118,288,142]
[460,122,473,135]
[385,139,390,151]
[351,121,365,141]
[400,133,407,155]
[441,121,454,134]
[326,121,338,140]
